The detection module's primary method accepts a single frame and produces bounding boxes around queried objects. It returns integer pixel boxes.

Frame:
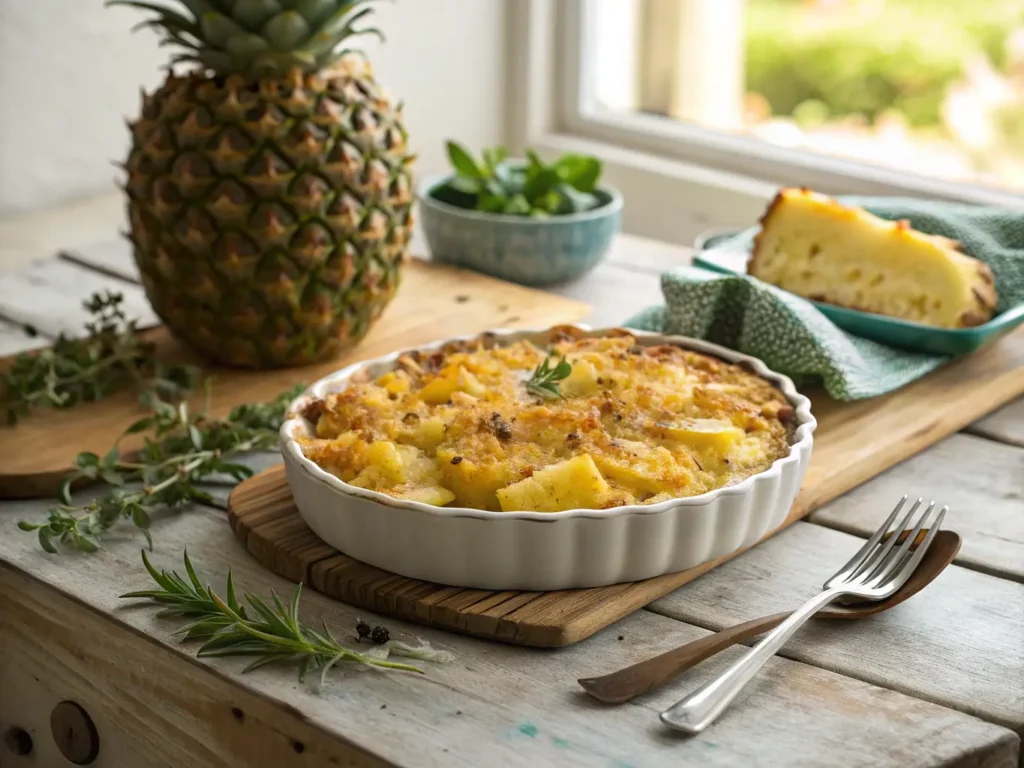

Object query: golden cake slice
[748,188,998,328]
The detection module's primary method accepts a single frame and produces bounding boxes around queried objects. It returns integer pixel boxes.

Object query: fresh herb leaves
[18,382,303,554]
[121,550,424,684]
[1,291,196,425]
[526,354,572,400]
[441,141,604,217]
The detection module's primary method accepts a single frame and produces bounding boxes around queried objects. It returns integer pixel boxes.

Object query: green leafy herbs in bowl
[419,142,622,286]
[435,142,607,217]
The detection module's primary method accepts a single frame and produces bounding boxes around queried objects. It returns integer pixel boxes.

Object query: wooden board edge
[800,367,1024,513]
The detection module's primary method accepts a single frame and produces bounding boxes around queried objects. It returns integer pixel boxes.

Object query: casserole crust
[749,188,998,328]
[296,326,795,512]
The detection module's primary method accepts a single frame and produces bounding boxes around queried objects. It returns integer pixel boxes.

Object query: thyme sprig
[525,354,572,400]
[1,291,197,425]
[18,382,304,553]
[122,550,424,683]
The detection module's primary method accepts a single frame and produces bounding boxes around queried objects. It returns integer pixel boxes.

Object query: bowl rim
[280,326,817,522]
[416,172,624,225]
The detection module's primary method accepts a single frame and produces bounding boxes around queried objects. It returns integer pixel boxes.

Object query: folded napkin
[626,197,1024,401]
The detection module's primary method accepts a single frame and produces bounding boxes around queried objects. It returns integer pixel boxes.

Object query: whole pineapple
[110,0,415,368]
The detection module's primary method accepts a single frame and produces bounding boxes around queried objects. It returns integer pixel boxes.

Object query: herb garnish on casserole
[297,327,794,513]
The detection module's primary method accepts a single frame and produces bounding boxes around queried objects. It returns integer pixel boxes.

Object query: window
[508,0,1024,243]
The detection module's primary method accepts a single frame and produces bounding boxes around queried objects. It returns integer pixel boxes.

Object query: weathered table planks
[1,510,1019,768]
[1,220,1023,767]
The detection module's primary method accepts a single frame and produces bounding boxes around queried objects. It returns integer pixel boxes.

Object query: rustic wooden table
[1,216,1022,767]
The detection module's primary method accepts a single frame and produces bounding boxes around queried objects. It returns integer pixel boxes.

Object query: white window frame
[505,0,1024,246]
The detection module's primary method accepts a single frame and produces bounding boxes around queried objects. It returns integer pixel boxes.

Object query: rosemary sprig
[525,354,572,400]
[122,549,424,683]
[18,382,304,554]
[1,290,197,425]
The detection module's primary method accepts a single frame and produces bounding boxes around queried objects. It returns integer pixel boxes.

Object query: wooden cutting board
[0,258,588,498]
[224,328,1024,647]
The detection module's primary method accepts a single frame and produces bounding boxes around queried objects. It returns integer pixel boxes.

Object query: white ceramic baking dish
[280,326,816,591]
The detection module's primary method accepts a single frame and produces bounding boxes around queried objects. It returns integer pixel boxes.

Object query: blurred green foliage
[746,0,1024,127]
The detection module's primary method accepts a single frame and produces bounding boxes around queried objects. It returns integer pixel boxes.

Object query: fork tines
[831,496,948,590]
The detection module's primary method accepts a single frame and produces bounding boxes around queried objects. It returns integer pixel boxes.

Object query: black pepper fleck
[567,432,579,441]
[380,704,387,709]
[292,740,306,754]
[490,412,512,441]
[617,635,624,641]
[451,456,464,465]
[231,707,245,722]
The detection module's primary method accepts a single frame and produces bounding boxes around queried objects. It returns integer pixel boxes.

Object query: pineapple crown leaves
[107,0,385,76]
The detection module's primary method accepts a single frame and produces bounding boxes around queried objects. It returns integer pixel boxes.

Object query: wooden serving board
[227,326,1024,647]
[0,258,588,498]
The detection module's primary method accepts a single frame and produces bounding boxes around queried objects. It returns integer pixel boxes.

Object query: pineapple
[496,455,611,513]
[110,0,415,368]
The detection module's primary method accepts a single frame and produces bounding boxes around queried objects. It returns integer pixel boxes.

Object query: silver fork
[660,496,947,735]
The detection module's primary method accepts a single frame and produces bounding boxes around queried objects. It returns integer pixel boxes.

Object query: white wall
[0,0,507,215]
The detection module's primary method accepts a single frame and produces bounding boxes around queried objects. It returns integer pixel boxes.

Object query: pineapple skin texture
[123,57,415,368]
[749,189,998,329]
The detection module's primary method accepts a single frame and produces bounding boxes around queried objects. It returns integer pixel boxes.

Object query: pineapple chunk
[440,453,515,511]
[418,370,458,404]
[458,367,487,398]
[396,486,456,506]
[376,370,410,395]
[419,366,487,404]
[358,440,406,485]
[593,443,677,496]
[658,418,744,452]
[560,358,599,398]
[497,454,610,512]
[412,416,446,449]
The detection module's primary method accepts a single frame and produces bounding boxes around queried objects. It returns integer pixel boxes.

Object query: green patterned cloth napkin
[625,197,1024,401]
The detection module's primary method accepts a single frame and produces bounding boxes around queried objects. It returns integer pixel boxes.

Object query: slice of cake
[748,188,998,328]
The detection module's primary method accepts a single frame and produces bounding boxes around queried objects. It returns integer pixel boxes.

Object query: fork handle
[660,587,843,734]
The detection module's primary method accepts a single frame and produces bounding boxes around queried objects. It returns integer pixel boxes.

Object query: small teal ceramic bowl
[693,229,1024,357]
[418,173,623,286]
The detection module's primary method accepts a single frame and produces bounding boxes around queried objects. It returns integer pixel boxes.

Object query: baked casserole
[296,327,795,514]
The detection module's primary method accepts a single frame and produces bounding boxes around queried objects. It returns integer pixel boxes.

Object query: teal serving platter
[693,230,1024,357]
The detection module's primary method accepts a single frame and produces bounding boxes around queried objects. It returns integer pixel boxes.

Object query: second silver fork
[660,496,947,735]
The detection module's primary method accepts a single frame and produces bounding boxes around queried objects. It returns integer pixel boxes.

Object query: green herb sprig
[122,550,424,684]
[1,291,196,425]
[18,382,303,554]
[526,354,572,400]
[441,141,604,217]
